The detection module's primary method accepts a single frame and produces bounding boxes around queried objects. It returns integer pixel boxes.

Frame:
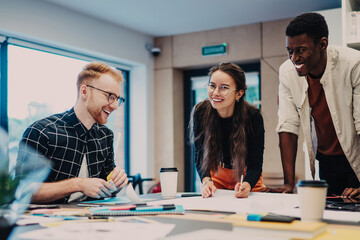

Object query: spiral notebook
[91,205,185,216]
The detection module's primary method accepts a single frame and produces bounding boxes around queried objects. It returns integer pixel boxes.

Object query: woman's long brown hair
[189,62,255,181]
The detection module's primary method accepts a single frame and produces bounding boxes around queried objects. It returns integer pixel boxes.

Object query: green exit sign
[202,43,227,56]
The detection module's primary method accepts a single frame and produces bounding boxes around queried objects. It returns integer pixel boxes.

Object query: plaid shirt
[16,108,115,202]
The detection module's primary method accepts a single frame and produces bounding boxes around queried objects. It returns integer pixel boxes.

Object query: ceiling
[42,0,341,37]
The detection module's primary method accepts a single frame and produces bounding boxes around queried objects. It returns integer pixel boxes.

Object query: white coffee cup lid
[297,180,328,187]
[160,167,178,172]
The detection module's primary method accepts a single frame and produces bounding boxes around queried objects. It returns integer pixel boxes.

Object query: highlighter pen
[107,170,114,181]
[247,214,295,223]
[326,194,341,199]
[110,203,147,211]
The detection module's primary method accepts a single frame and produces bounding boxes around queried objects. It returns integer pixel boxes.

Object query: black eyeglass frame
[86,85,125,106]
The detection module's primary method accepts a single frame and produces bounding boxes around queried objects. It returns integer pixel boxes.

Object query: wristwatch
[202,178,213,186]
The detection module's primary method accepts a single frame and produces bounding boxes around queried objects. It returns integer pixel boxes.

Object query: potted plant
[0,128,51,239]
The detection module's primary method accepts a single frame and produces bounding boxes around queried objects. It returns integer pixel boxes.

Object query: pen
[77,203,102,207]
[181,193,202,197]
[88,216,109,220]
[134,204,175,211]
[326,194,341,199]
[187,209,236,214]
[238,174,244,192]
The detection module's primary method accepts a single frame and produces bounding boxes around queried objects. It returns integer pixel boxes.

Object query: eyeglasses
[86,85,125,106]
[207,83,238,96]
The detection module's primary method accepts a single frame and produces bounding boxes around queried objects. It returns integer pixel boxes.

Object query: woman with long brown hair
[189,62,265,198]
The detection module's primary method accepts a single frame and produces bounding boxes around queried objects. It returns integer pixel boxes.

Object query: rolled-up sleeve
[352,60,360,135]
[276,63,301,136]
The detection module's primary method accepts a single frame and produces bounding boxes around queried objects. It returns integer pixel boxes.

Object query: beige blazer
[277,45,360,180]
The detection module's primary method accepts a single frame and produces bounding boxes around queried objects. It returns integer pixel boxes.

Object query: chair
[127,173,153,194]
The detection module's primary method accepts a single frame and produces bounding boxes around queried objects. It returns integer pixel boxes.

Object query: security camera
[150,47,161,57]
[145,43,161,57]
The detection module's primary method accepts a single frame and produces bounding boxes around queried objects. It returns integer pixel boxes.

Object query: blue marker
[247,214,295,223]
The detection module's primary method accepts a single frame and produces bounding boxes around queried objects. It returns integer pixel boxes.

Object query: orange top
[210,165,265,192]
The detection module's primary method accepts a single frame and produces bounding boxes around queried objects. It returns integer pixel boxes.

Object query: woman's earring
[236,98,240,102]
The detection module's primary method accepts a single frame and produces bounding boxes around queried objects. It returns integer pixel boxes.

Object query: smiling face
[208,70,244,118]
[86,73,121,125]
[286,33,327,77]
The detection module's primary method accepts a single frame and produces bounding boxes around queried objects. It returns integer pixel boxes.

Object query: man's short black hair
[286,12,329,44]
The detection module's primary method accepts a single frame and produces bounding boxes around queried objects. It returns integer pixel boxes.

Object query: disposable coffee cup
[297,180,328,222]
[159,167,178,199]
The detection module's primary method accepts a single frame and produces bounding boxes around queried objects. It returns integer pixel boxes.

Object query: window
[2,42,128,172]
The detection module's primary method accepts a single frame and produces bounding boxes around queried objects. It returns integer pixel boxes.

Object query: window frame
[0,37,130,173]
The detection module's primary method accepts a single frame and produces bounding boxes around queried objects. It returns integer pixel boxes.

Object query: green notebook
[91,205,185,216]
[80,197,130,205]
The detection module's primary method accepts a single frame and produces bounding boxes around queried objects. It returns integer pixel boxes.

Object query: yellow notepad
[315,228,360,240]
[229,215,327,239]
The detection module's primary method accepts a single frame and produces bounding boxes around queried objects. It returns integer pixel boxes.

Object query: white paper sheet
[16,214,63,226]
[115,183,155,203]
[126,183,144,203]
[162,228,287,240]
[19,221,175,240]
[151,190,299,214]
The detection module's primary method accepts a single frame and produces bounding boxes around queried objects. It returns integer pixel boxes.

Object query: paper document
[163,229,285,240]
[151,190,299,214]
[16,214,64,226]
[125,183,144,203]
[19,221,175,240]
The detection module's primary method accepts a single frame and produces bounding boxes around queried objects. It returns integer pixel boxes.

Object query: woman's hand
[201,177,217,198]
[234,181,251,198]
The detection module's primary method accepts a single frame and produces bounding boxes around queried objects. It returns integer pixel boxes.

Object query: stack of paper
[231,218,327,239]
[90,205,185,216]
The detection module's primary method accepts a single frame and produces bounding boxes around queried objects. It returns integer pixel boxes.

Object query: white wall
[318,8,343,46]
[0,0,155,178]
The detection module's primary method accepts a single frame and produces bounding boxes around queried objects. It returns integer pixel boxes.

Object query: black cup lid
[296,180,328,187]
[159,167,178,172]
